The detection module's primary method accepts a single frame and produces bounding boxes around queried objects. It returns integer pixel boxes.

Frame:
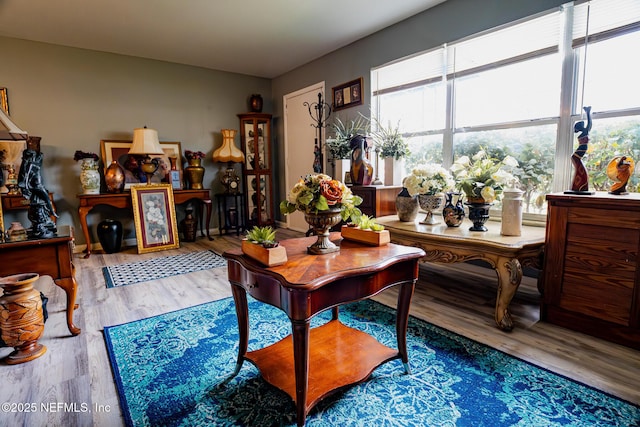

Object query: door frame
[283,81,325,230]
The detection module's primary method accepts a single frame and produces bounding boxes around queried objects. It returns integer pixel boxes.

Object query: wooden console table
[77,189,213,257]
[377,215,545,331]
[0,225,80,336]
[223,234,425,426]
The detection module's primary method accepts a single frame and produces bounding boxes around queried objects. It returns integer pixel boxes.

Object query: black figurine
[17,146,58,238]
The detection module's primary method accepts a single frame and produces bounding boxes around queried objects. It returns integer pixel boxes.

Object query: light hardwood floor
[1,228,638,426]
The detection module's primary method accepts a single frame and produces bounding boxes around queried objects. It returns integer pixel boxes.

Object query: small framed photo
[100,140,183,189]
[332,77,364,111]
[131,184,180,254]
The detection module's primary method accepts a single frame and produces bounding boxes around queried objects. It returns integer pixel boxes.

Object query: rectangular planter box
[241,239,288,267]
[340,225,390,246]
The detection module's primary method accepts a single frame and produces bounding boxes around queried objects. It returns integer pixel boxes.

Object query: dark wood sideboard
[541,192,640,349]
[350,185,401,218]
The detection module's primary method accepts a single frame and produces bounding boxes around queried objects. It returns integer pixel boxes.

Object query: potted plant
[371,118,410,186]
[241,226,288,267]
[325,114,369,182]
[341,214,390,246]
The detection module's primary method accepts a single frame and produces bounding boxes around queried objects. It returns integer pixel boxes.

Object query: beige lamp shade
[128,127,164,155]
[0,108,28,141]
[213,129,244,163]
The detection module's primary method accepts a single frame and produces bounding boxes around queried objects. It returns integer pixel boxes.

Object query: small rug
[102,250,226,288]
[103,298,639,426]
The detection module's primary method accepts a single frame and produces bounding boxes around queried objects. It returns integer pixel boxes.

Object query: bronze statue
[17,147,58,238]
[569,106,593,193]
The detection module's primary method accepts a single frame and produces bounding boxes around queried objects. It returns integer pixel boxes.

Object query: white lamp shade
[0,108,28,141]
[213,129,244,163]
[128,127,164,155]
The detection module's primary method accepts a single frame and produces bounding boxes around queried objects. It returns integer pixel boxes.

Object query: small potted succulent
[341,214,390,246]
[241,226,288,267]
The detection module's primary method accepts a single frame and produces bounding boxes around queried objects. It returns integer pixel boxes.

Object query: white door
[283,82,325,233]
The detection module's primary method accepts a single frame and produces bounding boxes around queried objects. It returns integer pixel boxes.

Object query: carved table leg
[203,199,213,241]
[55,272,81,336]
[292,319,310,427]
[396,280,415,374]
[494,257,522,331]
[78,206,93,258]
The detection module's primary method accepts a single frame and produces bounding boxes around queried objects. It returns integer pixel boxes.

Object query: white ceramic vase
[80,158,100,194]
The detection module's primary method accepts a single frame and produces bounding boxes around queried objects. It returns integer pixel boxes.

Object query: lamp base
[140,157,159,185]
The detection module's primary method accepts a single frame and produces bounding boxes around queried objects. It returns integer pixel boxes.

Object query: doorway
[283,82,325,233]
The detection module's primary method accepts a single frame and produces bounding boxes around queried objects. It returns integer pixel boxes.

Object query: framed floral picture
[100,140,183,189]
[131,184,180,253]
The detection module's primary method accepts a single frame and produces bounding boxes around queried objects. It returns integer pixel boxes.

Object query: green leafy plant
[352,214,385,231]
[245,226,279,248]
[325,114,370,160]
[372,118,410,160]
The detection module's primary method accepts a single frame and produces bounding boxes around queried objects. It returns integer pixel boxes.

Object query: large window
[371,0,640,219]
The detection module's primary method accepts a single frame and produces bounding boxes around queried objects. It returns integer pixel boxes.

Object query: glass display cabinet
[238,113,274,227]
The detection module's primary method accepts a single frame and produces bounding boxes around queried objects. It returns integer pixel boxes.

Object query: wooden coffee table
[223,234,425,426]
[377,215,545,331]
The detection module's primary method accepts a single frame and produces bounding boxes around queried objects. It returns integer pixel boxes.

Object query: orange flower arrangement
[280,173,362,221]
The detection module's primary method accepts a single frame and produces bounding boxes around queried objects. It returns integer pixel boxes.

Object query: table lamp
[128,126,164,185]
[212,129,244,193]
[0,108,28,141]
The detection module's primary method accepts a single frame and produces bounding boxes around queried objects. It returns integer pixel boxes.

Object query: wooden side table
[77,189,213,257]
[0,225,80,336]
[223,234,425,426]
[2,192,58,224]
[215,192,245,236]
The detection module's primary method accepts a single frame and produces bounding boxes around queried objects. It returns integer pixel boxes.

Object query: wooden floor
[1,228,638,426]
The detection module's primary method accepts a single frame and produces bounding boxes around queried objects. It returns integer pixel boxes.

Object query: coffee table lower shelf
[246,319,400,414]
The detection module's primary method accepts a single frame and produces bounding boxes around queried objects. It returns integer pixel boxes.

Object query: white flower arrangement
[403,164,455,197]
[450,149,519,203]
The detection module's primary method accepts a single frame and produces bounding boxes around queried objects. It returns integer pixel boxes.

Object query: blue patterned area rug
[102,250,226,288]
[104,298,639,427]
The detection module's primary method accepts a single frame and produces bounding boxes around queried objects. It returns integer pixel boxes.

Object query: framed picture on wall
[130,183,180,254]
[332,77,364,111]
[0,88,8,114]
[100,140,183,189]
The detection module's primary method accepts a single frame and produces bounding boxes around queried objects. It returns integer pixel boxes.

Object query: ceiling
[0,0,446,79]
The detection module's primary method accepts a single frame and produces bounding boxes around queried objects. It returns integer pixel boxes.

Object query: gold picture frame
[0,193,4,242]
[0,87,9,114]
[131,184,180,254]
[100,140,183,189]
[332,77,364,111]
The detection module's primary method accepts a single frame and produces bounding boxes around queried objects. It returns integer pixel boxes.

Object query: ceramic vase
[97,219,123,253]
[180,207,197,242]
[395,188,419,222]
[184,158,205,190]
[0,273,47,364]
[104,160,125,193]
[304,208,342,255]
[501,187,524,236]
[80,158,100,194]
[466,201,492,232]
[249,94,263,113]
[417,194,443,225]
[442,192,465,227]
[6,221,27,242]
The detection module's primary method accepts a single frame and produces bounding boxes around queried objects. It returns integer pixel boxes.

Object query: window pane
[577,31,640,113]
[375,84,446,133]
[582,115,640,192]
[453,125,556,214]
[454,54,561,128]
[404,134,444,173]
